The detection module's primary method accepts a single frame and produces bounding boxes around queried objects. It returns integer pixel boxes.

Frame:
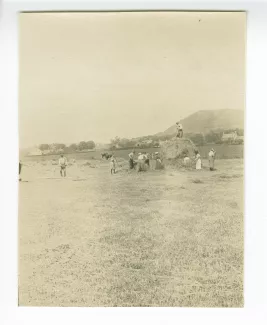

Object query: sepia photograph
[18,11,245,307]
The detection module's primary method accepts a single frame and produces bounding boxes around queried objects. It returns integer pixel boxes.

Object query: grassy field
[19,158,243,307]
[23,144,243,163]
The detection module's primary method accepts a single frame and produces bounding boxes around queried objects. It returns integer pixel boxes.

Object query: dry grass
[191,178,203,184]
[18,158,243,307]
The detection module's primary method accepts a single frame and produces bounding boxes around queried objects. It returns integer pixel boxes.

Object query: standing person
[59,154,67,177]
[176,121,183,138]
[137,152,145,172]
[154,152,159,160]
[183,155,191,166]
[194,150,202,170]
[154,152,163,170]
[19,160,29,181]
[128,150,135,169]
[144,152,150,167]
[208,148,216,171]
[138,152,144,161]
[110,154,118,175]
[19,160,22,181]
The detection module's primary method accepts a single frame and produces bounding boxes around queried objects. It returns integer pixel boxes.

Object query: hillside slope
[158,109,244,136]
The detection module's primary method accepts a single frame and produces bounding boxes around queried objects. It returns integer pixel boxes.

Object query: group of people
[19,146,216,181]
[128,151,151,169]
[19,119,218,180]
[138,152,150,166]
[184,148,216,171]
[59,154,119,177]
[176,120,216,170]
[19,119,217,179]
[110,151,152,174]
[128,150,163,171]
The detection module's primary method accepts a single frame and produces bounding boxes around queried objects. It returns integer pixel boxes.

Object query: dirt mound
[160,137,197,160]
[149,158,164,170]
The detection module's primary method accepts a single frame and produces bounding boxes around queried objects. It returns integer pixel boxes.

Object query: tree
[78,141,88,151]
[86,141,95,150]
[51,143,66,151]
[110,136,121,147]
[68,143,78,152]
[58,144,66,150]
[39,144,50,151]
[127,139,137,148]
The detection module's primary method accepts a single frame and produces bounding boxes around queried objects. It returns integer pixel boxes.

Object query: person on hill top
[59,154,67,177]
[176,121,183,138]
[208,148,216,171]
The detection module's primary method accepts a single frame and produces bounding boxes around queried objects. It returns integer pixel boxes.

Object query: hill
[157,109,244,136]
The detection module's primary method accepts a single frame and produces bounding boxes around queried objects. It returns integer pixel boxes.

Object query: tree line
[38,128,243,154]
[39,141,96,154]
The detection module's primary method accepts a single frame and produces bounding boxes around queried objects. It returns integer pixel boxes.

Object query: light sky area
[19,11,245,148]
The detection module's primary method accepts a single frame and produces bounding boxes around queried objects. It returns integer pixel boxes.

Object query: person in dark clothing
[128,150,136,169]
[144,152,150,166]
[19,161,22,181]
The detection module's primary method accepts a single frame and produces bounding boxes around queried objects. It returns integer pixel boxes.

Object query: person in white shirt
[58,154,67,177]
[194,150,202,170]
[183,156,191,166]
[208,148,216,171]
[110,154,118,175]
[138,153,144,160]
[137,152,146,172]
[176,121,183,138]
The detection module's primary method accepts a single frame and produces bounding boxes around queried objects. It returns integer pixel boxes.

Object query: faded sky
[19,12,245,148]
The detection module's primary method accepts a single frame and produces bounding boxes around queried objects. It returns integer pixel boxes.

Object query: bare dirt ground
[19,158,243,307]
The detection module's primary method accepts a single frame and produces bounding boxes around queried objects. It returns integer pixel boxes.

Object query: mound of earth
[160,137,197,160]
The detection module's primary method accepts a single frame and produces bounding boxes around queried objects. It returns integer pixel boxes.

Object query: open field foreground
[19,158,243,307]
